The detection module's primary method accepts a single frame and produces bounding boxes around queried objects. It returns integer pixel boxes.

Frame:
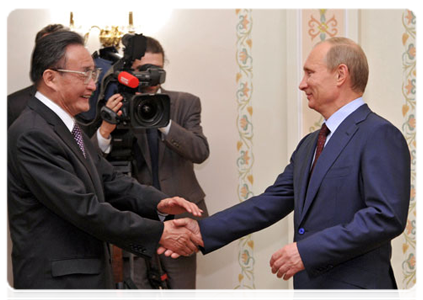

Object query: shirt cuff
[157,211,168,222]
[158,120,172,135]
[97,129,112,154]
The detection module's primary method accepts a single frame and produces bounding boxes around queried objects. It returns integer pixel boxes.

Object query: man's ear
[336,64,349,86]
[43,69,59,91]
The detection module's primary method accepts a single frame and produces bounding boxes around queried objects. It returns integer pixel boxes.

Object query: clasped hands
[156,197,204,258]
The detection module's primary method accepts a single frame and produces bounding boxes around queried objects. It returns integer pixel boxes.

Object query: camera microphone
[117,71,139,89]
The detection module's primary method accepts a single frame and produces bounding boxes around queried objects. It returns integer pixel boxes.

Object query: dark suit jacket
[7,85,36,128]
[8,97,169,289]
[198,104,410,289]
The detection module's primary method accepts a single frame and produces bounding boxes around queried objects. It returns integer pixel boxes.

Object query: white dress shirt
[35,91,76,132]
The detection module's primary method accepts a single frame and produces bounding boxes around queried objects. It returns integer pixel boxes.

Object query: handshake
[155,196,305,280]
[156,197,203,258]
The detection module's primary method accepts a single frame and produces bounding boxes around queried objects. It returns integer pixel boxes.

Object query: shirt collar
[324,97,365,135]
[35,91,75,132]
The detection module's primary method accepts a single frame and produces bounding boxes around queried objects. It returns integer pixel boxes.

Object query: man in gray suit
[8,30,203,289]
[94,36,209,289]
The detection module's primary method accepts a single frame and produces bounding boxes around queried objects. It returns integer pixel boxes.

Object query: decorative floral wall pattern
[235,9,255,289]
[401,9,416,289]
[308,9,338,41]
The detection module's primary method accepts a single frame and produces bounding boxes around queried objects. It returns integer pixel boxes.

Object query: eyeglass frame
[51,68,102,84]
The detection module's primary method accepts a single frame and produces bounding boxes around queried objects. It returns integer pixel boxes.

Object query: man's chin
[82,106,90,112]
[76,103,91,114]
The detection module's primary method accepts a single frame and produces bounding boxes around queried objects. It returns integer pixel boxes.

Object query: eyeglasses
[53,68,102,84]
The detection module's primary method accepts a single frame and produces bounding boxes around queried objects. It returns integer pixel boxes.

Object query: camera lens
[130,94,170,128]
[135,98,161,122]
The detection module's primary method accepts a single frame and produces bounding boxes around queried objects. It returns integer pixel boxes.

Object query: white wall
[360,9,405,126]
[7,10,52,93]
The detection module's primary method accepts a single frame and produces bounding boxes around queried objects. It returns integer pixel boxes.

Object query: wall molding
[401,8,416,289]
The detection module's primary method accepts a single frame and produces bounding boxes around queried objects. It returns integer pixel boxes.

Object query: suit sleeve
[198,156,296,254]
[16,129,167,258]
[8,89,30,128]
[7,95,16,128]
[163,94,209,163]
[95,148,169,221]
[297,123,411,275]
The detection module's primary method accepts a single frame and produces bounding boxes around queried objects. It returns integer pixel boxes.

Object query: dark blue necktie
[146,128,161,190]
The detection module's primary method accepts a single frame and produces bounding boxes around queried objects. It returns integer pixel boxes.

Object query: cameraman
[93,36,209,289]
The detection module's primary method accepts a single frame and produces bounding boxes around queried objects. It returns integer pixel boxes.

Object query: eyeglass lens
[85,69,101,84]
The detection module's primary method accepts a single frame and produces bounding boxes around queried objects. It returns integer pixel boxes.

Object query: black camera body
[98,33,170,130]
[101,92,170,129]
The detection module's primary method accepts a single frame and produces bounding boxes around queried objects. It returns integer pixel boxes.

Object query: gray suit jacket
[134,90,209,217]
[8,97,169,289]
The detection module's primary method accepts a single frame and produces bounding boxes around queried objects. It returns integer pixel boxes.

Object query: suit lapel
[28,97,100,188]
[299,104,371,222]
[28,97,81,159]
[294,133,319,220]
[157,92,175,168]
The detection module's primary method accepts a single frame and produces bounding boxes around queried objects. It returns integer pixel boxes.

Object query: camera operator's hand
[159,219,204,257]
[157,196,203,217]
[99,93,123,139]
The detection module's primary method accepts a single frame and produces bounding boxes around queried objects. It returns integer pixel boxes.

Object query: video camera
[97,33,170,129]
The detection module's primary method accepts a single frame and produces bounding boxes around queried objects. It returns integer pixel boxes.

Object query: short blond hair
[319,37,369,93]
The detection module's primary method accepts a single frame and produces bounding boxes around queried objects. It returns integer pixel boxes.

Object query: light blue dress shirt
[310,97,365,167]
[324,97,365,145]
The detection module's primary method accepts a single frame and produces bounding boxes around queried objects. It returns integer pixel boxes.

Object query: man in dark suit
[165,37,411,289]
[8,24,67,128]
[8,30,203,289]
[94,36,209,289]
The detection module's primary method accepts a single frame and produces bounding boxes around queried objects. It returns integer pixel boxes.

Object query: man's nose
[299,76,307,90]
[87,78,97,91]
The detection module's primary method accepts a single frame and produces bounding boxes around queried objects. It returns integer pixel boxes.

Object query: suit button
[298,228,305,235]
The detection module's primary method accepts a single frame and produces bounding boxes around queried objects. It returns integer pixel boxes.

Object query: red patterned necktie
[310,123,330,174]
[72,123,86,158]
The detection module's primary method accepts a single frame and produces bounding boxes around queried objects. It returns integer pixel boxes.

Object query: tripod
[113,246,170,300]
[111,161,170,300]
[146,254,170,300]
